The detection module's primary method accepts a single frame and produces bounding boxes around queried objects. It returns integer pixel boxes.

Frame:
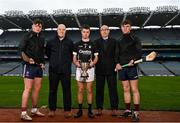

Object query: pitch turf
[0,76,180,111]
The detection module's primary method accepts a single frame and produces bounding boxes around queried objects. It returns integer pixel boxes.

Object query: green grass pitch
[0,76,180,111]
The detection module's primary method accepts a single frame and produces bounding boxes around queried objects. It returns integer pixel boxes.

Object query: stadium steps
[0,62,22,76]
[159,62,176,76]
[138,62,174,76]
[161,61,180,76]
[137,65,146,76]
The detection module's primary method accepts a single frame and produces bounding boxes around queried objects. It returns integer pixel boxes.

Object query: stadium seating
[0,31,26,46]
[138,62,174,76]
[0,61,22,76]
[161,61,180,76]
[0,29,180,76]
[1,29,180,45]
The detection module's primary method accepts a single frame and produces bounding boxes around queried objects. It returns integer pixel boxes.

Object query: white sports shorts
[76,67,95,82]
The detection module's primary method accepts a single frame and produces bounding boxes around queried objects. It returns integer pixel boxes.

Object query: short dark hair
[33,19,43,26]
[121,20,132,26]
[80,24,90,30]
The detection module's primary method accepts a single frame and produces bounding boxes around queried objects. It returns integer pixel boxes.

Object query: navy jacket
[46,35,73,74]
[94,37,117,75]
[19,31,45,64]
[115,33,142,65]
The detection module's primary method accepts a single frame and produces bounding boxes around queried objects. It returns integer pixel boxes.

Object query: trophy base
[80,76,89,82]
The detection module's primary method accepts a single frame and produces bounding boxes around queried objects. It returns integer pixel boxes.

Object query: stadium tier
[138,62,174,76]
[0,29,180,74]
[0,29,180,76]
[0,6,180,29]
[1,29,180,45]
[161,61,180,76]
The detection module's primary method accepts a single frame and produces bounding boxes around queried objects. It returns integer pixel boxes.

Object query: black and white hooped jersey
[73,40,98,62]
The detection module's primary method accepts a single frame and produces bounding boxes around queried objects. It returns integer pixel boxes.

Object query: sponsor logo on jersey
[79,50,92,55]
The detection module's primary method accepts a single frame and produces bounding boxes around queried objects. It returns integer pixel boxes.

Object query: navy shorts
[118,66,138,81]
[22,64,43,79]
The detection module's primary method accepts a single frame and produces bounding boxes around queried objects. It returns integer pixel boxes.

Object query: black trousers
[96,74,118,110]
[48,72,71,111]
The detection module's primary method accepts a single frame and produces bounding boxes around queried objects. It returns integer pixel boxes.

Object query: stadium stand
[138,62,174,76]
[0,61,22,76]
[0,6,180,76]
[0,31,26,46]
[174,29,180,39]
[133,30,158,44]
[161,61,180,76]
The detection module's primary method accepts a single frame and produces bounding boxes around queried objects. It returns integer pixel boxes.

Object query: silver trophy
[78,53,92,82]
[80,62,90,81]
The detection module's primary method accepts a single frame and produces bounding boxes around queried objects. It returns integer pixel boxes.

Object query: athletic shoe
[132,111,140,122]
[88,110,94,118]
[48,111,55,117]
[74,110,83,118]
[21,112,32,121]
[119,109,132,118]
[64,111,73,118]
[31,109,45,117]
[95,109,102,116]
[111,109,118,116]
